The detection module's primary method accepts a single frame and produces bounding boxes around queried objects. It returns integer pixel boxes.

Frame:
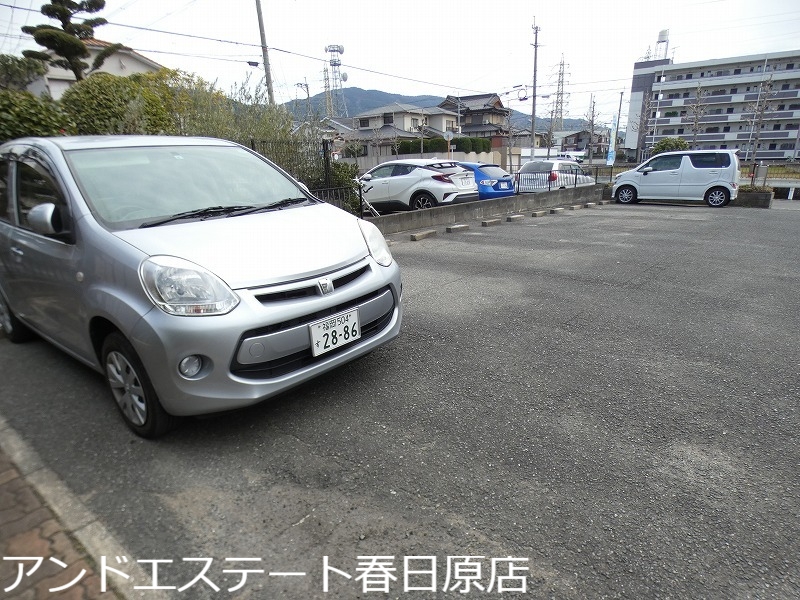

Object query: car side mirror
[360,173,373,182]
[27,203,63,235]
[641,166,653,175]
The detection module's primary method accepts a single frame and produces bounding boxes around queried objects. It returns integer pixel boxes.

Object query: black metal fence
[250,138,333,188]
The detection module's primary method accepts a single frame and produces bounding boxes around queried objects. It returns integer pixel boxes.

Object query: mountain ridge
[282,87,586,131]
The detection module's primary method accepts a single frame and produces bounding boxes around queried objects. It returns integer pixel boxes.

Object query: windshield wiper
[232,197,310,216]
[139,205,255,228]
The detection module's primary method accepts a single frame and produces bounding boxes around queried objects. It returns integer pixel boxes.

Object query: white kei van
[613,150,740,207]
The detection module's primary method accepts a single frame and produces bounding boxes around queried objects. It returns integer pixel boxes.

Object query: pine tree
[21,0,123,82]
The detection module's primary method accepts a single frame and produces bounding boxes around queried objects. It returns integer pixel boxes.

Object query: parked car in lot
[457,162,515,199]
[358,159,478,211]
[0,136,403,438]
[612,149,740,207]
[515,159,595,193]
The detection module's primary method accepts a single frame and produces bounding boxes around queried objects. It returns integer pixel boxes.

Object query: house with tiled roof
[438,94,511,148]
[27,39,163,100]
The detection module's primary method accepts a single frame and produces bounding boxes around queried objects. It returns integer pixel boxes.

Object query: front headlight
[139,256,240,316]
[358,219,393,267]
[479,179,498,186]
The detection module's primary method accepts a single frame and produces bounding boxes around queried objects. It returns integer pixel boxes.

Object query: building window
[723,126,730,132]
[662,128,676,135]
[778,104,785,110]
[686,73,693,80]
[359,118,369,128]
[706,127,720,133]
[782,84,790,90]
[711,108,723,115]
[677,128,684,134]
[726,107,734,114]
[789,104,800,110]
[382,113,393,125]
[787,63,795,70]
[720,145,727,149]
[734,68,741,75]
[680,111,687,117]
[774,124,781,130]
[779,143,795,150]
[769,143,777,150]
[730,88,737,94]
[786,123,799,130]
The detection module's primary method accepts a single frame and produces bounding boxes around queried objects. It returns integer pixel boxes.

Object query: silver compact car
[0,136,403,437]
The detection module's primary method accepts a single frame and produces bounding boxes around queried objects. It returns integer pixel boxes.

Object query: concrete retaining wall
[367,185,604,235]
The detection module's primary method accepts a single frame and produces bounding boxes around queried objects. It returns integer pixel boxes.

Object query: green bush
[60,72,174,135]
[651,137,689,156]
[738,184,773,193]
[453,137,472,153]
[425,138,448,153]
[0,89,74,142]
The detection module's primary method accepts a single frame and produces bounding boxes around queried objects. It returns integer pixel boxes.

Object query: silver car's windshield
[65,145,309,230]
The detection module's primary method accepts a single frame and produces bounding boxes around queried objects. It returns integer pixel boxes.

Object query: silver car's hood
[114,203,369,289]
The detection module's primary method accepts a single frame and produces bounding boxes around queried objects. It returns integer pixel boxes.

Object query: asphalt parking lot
[1,202,799,599]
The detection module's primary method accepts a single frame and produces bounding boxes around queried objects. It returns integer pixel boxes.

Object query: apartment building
[623,50,800,161]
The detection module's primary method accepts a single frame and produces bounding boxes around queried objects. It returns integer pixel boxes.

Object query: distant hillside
[282,87,585,131]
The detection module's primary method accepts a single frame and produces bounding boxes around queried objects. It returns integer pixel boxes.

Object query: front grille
[231,286,395,379]
[255,265,369,304]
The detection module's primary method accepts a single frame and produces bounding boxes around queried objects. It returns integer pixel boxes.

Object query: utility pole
[530,22,540,153]
[614,91,623,153]
[254,0,275,105]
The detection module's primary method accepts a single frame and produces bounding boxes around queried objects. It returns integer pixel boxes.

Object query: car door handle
[10,246,23,257]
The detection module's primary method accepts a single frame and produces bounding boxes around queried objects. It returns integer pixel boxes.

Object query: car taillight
[548,172,557,182]
[432,174,453,183]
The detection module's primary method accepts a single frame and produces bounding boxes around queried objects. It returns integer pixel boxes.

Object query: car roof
[376,158,459,167]
[653,149,737,156]
[458,162,500,168]
[2,135,240,152]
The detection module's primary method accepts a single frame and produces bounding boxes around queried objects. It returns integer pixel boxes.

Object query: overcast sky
[2,0,799,126]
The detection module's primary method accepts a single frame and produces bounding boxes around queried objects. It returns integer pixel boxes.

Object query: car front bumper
[129,257,403,416]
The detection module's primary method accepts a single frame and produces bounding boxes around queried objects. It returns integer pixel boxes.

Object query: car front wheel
[410,192,437,210]
[0,294,33,343]
[705,187,730,207]
[616,185,637,204]
[102,332,176,438]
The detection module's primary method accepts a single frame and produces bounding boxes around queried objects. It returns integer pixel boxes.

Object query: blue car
[458,162,515,199]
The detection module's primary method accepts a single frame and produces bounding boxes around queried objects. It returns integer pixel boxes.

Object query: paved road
[1,202,798,599]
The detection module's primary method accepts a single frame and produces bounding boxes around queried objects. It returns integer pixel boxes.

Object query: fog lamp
[179,355,203,378]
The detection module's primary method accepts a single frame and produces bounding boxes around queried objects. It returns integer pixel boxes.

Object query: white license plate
[309,308,361,356]
[499,182,509,189]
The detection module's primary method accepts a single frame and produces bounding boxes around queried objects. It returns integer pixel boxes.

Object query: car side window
[0,159,9,223]
[392,165,414,176]
[647,155,683,171]
[369,165,395,179]
[688,153,731,168]
[16,158,70,234]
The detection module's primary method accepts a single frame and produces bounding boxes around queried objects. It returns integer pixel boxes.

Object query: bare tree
[685,83,709,149]
[744,75,775,162]
[629,91,656,162]
[583,95,600,163]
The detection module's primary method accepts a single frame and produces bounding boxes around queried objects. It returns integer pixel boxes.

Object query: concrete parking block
[410,230,437,241]
[598,200,611,205]
[446,224,470,233]
[506,215,525,222]
[585,202,597,208]
[568,204,583,210]
[550,207,565,215]
[531,210,549,217]
[481,218,502,227]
